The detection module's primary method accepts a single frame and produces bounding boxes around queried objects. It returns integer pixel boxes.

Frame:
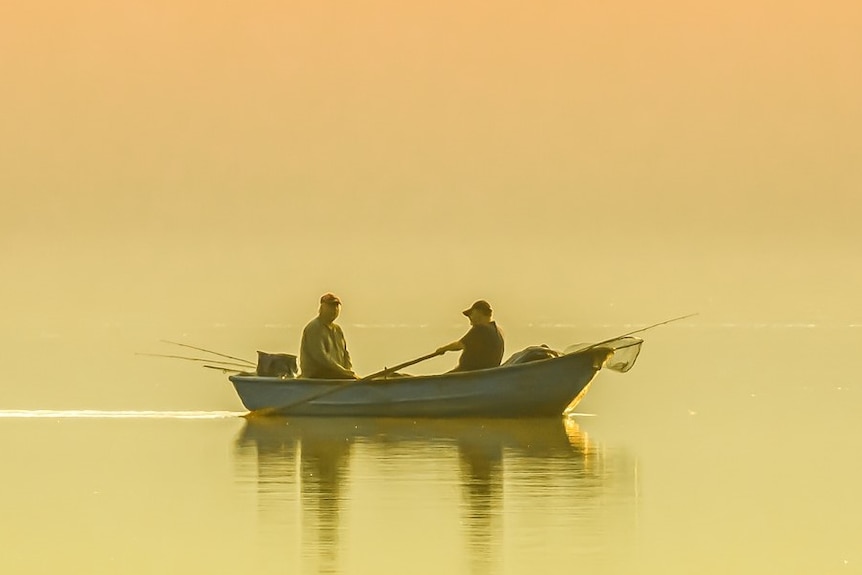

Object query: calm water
[1,324,860,574]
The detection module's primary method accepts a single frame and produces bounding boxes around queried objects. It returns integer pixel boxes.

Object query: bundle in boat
[256,351,298,378]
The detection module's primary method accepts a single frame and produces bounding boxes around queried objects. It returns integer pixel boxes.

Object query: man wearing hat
[436,300,505,372]
[299,293,357,379]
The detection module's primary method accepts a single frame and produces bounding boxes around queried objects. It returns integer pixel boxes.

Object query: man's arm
[302,323,330,366]
[343,345,353,370]
[305,324,355,377]
[437,325,479,354]
[436,339,465,354]
[333,325,355,376]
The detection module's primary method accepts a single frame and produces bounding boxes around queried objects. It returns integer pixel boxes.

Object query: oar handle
[253,350,445,415]
[363,351,444,381]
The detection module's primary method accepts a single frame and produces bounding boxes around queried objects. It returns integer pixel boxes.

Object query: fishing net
[564,337,643,372]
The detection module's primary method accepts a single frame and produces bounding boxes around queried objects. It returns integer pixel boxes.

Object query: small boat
[228,337,643,418]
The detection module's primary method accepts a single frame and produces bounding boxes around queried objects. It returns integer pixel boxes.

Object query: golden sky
[1,1,860,325]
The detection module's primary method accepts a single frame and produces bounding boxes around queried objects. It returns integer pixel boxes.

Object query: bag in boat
[503,345,563,365]
[256,351,299,378]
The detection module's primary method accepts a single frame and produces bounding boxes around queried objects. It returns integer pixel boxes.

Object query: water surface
[1,324,859,574]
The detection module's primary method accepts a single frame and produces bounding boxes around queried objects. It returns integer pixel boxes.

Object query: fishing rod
[585,313,698,350]
[203,365,247,374]
[565,313,698,355]
[159,340,255,366]
[135,352,253,369]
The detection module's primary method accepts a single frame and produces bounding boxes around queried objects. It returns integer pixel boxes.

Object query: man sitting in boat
[435,300,505,372]
[299,293,358,379]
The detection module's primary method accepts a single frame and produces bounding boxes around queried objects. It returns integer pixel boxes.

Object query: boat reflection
[234,416,636,574]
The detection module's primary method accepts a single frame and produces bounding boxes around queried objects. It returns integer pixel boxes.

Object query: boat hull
[229,351,601,417]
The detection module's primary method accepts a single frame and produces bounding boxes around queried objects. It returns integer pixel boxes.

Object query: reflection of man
[436,300,505,372]
[299,432,353,570]
[299,293,356,379]
[236,418,352,573]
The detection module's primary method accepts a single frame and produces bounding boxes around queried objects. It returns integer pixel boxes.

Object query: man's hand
[436,341,464,355]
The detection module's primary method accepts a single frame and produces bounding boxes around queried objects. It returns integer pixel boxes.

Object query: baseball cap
[462,300,492,316]
[320,293,342,305]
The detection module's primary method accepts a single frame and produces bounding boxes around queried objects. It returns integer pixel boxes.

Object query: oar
[136,352,253,369]
[250,351,444,416]
[363,350,444,380]
[160,340,255,367]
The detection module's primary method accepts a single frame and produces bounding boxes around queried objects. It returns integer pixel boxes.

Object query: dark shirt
[455,321,505,372]
[299,317,353,378]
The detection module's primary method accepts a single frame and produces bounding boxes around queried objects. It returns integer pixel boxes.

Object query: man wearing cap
[299,293,357,379]
[436,300,505,372]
